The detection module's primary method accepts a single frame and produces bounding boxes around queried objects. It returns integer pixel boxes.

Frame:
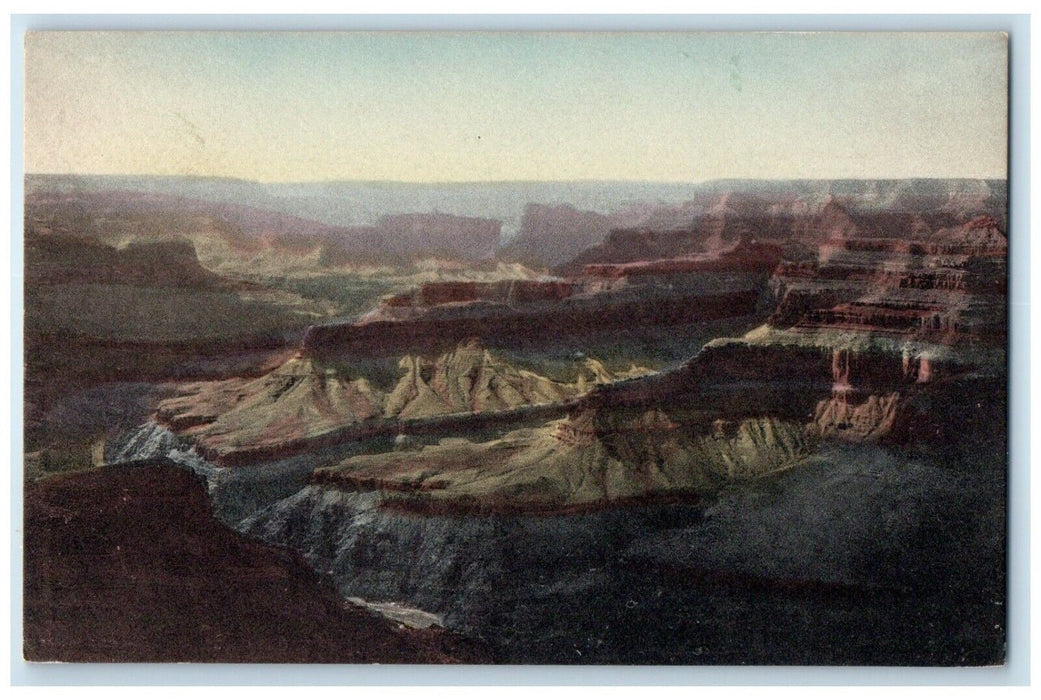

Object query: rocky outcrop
[556,194,1007,274]
[25,233,228,289]
[155,341,648,466]
[155,356,386,463]
[383,340,591,419]
[312,409,812,515]
[500,203,618,268]
[555,193,816,275]
[769,224,1007,345]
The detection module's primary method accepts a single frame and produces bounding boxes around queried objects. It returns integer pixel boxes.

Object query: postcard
[22,30,1009,665]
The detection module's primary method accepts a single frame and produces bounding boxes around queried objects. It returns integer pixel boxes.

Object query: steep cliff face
[665,201,1008,447]
[679,335,992,446]
[303,285,765,360]
[769,215,1007,345]
[26,234,228,289]
[556,194,1006,274]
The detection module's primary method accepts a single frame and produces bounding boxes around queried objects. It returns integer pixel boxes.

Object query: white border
[5,12,1032,689]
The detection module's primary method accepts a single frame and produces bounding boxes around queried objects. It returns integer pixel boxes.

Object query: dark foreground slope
[23,462,489,663]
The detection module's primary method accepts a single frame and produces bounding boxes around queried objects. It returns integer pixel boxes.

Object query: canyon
[24,178,1008,664]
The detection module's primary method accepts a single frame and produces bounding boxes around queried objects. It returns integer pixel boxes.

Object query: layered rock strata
[154,194,1007,517]
[156,340,649,466]
[303,244,778,361]
[310,208,1007,514]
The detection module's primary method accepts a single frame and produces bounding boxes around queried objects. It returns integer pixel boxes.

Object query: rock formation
[500,203,618,269]
[155,340,648,465]
[148,178,1007,517]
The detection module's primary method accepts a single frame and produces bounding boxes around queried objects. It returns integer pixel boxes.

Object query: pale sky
[24,31,1008,182]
